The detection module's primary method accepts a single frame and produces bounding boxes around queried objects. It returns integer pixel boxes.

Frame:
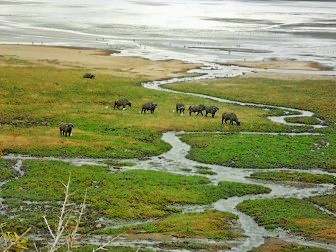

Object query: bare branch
[33,242,39,252]
[92,232,124,252]
[43,216,55,239]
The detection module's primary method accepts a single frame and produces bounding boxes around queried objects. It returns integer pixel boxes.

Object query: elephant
[176,103,185,114]
[83,73,95,79]
[59,122,74,136]
[205,105,219,118]
[222,112,240,125]
[141,102,157,114]
[188,104,206,116]
[114,98,132,110]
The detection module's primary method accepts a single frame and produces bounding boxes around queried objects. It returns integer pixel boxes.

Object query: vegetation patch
[58,246,153,252]
[309,194,336,214]
[0,159,270,221]
[97,210,242,239]
[195,166,217,175]
[0,159,17,181]
[251,238,330,252]
[165,77,336,127]
[237,198,336,241]
[181,133,336,171]
[249,171,336,184]
[160,240,232,251]
[284,116,323,126]
[0,65,302,158]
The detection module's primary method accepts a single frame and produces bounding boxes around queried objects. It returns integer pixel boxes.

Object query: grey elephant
[114,98,132,110]
[188,104,206,116]
[59,122,74,136]
[205,105,219,118]
[83,73,95,79]
[176,103,185,114]
[222,112,240,125]
[141,102,157,114]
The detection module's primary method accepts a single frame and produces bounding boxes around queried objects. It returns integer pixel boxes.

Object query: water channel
[1,67,335,251]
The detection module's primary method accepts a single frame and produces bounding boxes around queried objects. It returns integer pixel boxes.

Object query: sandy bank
[226,59,334,71]
[0,44,200,80]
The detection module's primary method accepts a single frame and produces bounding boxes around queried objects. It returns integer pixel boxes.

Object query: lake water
[1,0,336,69]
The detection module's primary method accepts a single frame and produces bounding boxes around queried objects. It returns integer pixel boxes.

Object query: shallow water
[1,0,335,74]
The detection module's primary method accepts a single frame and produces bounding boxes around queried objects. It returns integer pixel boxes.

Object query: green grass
[309,194,336,214]
[98,210,242,239]
[284,116,323,125]
[181,133,336,171]
[0,159,17,181]
[237,198,336,241]
[0,159,270,220]
[0,65,295,158]
[195,166,217,175]
[165,77,336,127]
[249,171,336,184]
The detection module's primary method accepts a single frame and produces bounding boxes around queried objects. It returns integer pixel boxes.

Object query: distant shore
[0,44,200,80]
[0,44,334,81]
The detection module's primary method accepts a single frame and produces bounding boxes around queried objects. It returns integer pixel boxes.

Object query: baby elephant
[205,105,219,118]
[114,98,132,110]
[222,112,240,126]
[83,73,95,79]
[188,104,206,116]
[141,102,157,114]
[59,122,75,136]
[176,103,185,114]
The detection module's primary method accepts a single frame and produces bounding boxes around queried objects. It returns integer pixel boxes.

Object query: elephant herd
[59,98,240,137]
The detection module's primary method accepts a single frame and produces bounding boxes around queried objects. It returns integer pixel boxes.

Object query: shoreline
[0,44,201,81]
[0,44,335,81]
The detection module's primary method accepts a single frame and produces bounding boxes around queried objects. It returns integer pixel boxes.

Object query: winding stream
[143,63,326,129]
[1,66,335,251]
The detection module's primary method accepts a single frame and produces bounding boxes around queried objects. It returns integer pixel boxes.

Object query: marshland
[0,0,336,251]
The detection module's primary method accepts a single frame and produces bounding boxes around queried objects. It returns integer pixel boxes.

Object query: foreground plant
[0,224,30,252]
[40,175,118,252]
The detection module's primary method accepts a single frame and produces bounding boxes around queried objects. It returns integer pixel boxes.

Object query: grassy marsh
[0,159,17,181]
[97,210,242,240]
[0,159,270,233]
[251,238,330,252]
[249,171,336,184]
[237,198,336,241]
[165,77,336,127]
[0,64,294,158]
[181,133,336,171]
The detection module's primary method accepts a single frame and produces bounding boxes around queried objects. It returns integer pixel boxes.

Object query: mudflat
[0,44,200,80]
